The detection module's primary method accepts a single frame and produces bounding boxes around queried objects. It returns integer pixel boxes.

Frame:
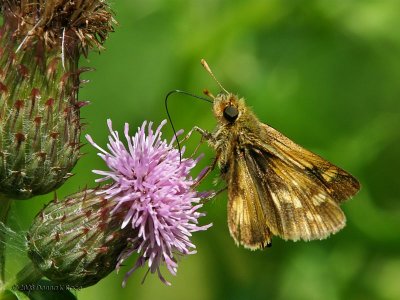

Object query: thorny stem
[0,194,12,288]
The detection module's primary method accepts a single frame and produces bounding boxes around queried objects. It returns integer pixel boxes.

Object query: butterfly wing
[227,153,272,250]
[226,123,360,248]
[263,124,360,202]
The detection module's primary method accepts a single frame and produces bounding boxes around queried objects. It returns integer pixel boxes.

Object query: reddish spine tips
[15,132,26,143]
[60,72,72,85]
[55,232,60,242]
[108,232,120,242]
[85,210,92,218]
[9,52,16,64]
[61,214,67,222]
[98,223,107,231]
[100,197,107,205]
[29,89,40,117]
[99,207,110,220]
[14,99,24,110]
[50,132,59,139]
[68,141,80,148]
[17,64,29,78]
[76,67,95,75]
[31,88,40,99]
[0,81,8,94]
[36,152,47,160]
[75,101,90,108]
[34,116,42,125]
[45,98,54,107]
[47,58,60,77]
[82,227,90,235]
[15,133,26,152]
[97,247,109,254]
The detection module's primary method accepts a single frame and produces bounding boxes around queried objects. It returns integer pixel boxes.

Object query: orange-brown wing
[243,146,347,241]
[227,123,360,243]
[260,124,360,203]
[227,152,272,250]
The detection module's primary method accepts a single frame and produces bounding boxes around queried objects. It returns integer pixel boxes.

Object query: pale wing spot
[322,168,337,182]
[315,214,322,223]
[281,190,292,204]
[302,222,311,238]
[312,193,326,206]
[231,195,243,230]
[293,197,302,209]
[296,156,314,169]
[241,204,248,231]
[271,192,281,210]
[275,147,313,170]
[281,155,306,169]
[306,211,314,221]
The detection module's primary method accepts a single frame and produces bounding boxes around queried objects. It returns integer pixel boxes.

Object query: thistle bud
[27,188,130,288]
[0,1,115,199]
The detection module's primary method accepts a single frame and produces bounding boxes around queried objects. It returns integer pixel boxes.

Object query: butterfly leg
[199,186,227,204]
[179,126,212,144]
[193,152,220,188]
[179,126,212,158]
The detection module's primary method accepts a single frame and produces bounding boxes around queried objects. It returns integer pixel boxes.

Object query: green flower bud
[0,1,116,199]
[27,188,130,288]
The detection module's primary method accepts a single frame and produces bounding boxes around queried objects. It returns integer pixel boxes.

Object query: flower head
[86,120,211,285]
[0,0,115,199]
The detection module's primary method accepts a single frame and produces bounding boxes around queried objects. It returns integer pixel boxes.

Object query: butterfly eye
[223,105,239,123]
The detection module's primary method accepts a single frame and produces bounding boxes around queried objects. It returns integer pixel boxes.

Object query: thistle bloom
[86,120,211,285]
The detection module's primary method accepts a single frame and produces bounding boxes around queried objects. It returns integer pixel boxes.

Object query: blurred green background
[5,0,400,299]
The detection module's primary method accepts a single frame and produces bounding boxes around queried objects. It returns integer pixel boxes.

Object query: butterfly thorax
[210,94,262,178]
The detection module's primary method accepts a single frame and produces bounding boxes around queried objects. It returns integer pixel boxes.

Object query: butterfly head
[212,92,246,125]
[200,59,248,126]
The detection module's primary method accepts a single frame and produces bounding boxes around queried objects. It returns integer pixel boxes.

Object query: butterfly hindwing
[243,146,346,241]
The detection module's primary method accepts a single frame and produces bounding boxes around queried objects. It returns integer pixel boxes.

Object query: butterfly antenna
[203,89,215,99]
[165,90,212,162]
[201,59,229,94]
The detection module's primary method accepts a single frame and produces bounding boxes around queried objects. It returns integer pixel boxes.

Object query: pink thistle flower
[85,120,211,286]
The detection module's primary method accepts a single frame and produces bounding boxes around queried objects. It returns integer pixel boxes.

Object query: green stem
[0,195,12,288]
[2,262,42,292]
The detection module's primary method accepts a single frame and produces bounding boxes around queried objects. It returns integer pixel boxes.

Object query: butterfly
[197,59,360,250]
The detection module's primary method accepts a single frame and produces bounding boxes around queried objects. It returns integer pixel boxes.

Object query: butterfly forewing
[227,151,272,250]
[263,124,360,202]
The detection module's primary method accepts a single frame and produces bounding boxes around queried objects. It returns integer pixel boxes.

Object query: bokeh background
[5,0,400,299]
